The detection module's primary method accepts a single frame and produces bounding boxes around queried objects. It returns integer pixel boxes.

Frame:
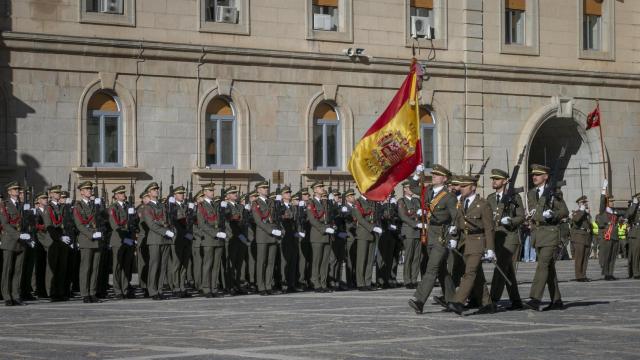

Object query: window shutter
[314,103,338,121]
[207,98,233,116]
[411,0,433,9]
[88,92,119,112]
[420,109,433,124]
[506,0,525,11]
[313,0,339,7]
[584,0,602,16]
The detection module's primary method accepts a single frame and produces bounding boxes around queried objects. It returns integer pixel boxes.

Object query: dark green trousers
[79,248,101,297]
[403,237,421,285]
[201,245,224,294]
[172,240,191,292]
[529,245,561,302]
[257,243,277,291]
[147,244,170,296]
[45,242,69,299]
[356,240,375,287]
[413,244,455,303]
[490,236,521,303]
[112,245,134,296]
[311,242,331,289]
[2,250,24,301]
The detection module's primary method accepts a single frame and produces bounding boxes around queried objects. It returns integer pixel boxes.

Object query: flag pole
[596,100,607,181]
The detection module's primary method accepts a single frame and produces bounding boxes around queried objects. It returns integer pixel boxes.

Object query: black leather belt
[463,229,483,235]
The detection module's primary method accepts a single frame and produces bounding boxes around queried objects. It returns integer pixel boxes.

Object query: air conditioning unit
[313,14,333,31]
[411,16,434,39]
[99,0,123,14]
[215,6,239,24]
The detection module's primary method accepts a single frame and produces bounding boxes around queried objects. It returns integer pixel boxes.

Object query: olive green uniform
[109,201,135,297]
[279,202,298,289]
[73,199,102,298]
[352,198,377,288]
[626,201,640,278]
[398,196,422,286]
[595,194,620,278]
[198,199,224,294]
[224,201,246,290]
[308,198,332,289]
[142,200,173,297]
[39,202,69,299]
[1,199,27,302]
[170,201,191,293]
[252,196,279,292]
[136,204,149,293]
[570,209,592,280]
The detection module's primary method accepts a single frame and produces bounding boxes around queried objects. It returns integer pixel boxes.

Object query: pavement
[0,259,638,360]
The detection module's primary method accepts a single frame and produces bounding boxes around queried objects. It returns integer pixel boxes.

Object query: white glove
[271,229,282,237]
[165,230,175,238]
[633,198,639,205]
[94,198,101,205]
[216,232,227,239]
[484,249,496,261]
[328,193,335,201]
[276,194,282,201]
[579,205,586,211]
[23,203,31,210]
[31,208,37,215]
[297,232,306,238]
[372,227,383,234]
[69,242,75,249]
[298,201,306,207]
[390,198,397,204]
[61,236,71,244]
[127,207,135,215]
[188,202,195,209]
[185,233,194,241]
[448,226,457,235]
[239,234,247,243]
[389,224,397,231]
[415,164,424,174]
[325,228,335,235]
[168,196,176,204]
[123,238,134,246]
[92,232,102,239]
[341,206,349,213]
[416,209,423,216]
[244,204,251,211]
[29,241,35,248]
[338,232,348,239]
[220,201,228,208]
[602,179,608,190]
[416,223,424,229]
[19,233,31,240]
[448,239,457,249]
[500,217,511,225]
[542,210,553,219]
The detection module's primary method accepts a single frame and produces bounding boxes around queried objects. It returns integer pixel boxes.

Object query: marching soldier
[487,169,523,309]
[353,190,380,291]
[523,164,568,311]
[40,186,71,301]
[252,181,283,295]
[73,181,103,303]
[308,182,335,292]
[198,184,225,297]
[191,190,205,292]
[398,181,422,289]
[595,181,621,281]
[407,165,457,314]
[571,195,593,282]
[169,186,192,298]
[446,175,497,315]
[136,191,151,297]
[1,182,31,306]
[626,194,640,279]
[109,185,136,300]
[142,182,175,300]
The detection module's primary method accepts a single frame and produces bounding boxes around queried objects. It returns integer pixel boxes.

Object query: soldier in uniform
[278,186,299,292]
[297,187,312,289]
[446,175,496,315]
[191,190,205,292]
[571,195,593,282]
[252,181,283,295]
[136,191,151,297]
[626,194,640,279]
[352,190,380,291]
[595,181,620,281]
[242,190,258,292]
[169,186,192,298]
[522,164,569,311]
[60,190,80,298]
[407,165,457,314]
[198,184,226,297]
[376,193,398,288]
[108,185,135,300]
[73,181,103,303]
[40,185,71,301]
[398,181,422,289]
[142,182,175,300]
[487,169,523,309]
[307,182,335,292]
[222,185,247,295]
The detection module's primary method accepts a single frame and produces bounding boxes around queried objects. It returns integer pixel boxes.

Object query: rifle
[537,145,567,217]
[634,158,637,196]
[166,167,177,227]
[19,171,35,247]
[419,167,428,244]
[579,164,584,196]
[497,146,526,221]
[475,157,491,178]
[218,170,227,233]
[128,178,138,236]
[93,169,107,249]
[272,170,283,231]
[629,166,634,199]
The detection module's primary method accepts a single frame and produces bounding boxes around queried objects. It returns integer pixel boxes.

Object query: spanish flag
[348,61,422,201]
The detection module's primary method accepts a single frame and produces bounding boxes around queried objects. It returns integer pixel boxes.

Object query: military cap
[530,164,550,175]
[457,175,478,186]
[202,183,215,192]
[139,191,149,199]
[345,188,356,197]
[490,169,509,180]
[301,187,310,196]
[195,190,204,199]
[112,185,126,194]
[249,190,258,197]
[78,181,93,190]
[575,195,588,203]
[281,186,292,194]
[213,195,221,202]
[431,164,451,177]
[60,191,70,198]
[292,192,301,200]
[173,186,186,194]
[35,192,48,201]
[332,188,341,195]
[224,185,238,194]
[5,181,22,191]
[449,175,462,185]
[401,180,412,187]
[159,197,167,203]
[255,181,269,189]
[48,185,63,193]
[144,182,159,193]
[269,192,276,199]
[310,181,325,189]
[333,191,342,197]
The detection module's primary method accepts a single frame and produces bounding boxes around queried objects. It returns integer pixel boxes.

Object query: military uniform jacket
[109,202,131,247]
[280,202,297,235]
[307,198,331,244]
[398,196,421,239]
[625,202,640,240]
[73,199,100,249]
[352,198,376,242]
[425,188,458,245]
[223,201,244,239]
[198,199,224,247]
[136,204,148,246]
[526,187,569,247]
[252,197,277,244]
[487,192,525,246]
[595,194,622,242]
[142,200,172,246]
[456,196,495,255]
[0,199,24,252]
[570,209,592,245]
[171,201,189,243]
[38,203,64,248]
[192,203,203,247]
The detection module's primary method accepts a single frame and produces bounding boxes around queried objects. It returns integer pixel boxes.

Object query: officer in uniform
[242,190,258,291]
[278,186,299,292]
[446,175,496,315]
[108,185,135,300]
[136,191,151,297]
[352,190,380,291]
[595,181,621,281]
[297,187,312,289]
[376,193,398,288]
[252,181,283,295]
[198,184,226,297]
[523,164,568,311]
[190,190,205,292]
[73,181,103,303]
[60,190,80,298]
[306,182,334,292]
[142,182,175,300]
[487,169,523,310]
[398,181,422,289]
[41,185,71,301]
[407,165,457,314]
[169,186,192,298]
[222,185,247,295]
[571,195,592,282]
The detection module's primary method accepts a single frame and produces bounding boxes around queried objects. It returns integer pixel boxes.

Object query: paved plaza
[0,259,638,360]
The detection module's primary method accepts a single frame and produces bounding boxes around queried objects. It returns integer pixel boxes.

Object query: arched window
[420,107,436,169]
[205,97,236,168]
[313,102,340,169]
[87,91,122,166]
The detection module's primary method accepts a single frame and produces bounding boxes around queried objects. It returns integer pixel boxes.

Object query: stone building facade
[0,0,639,205]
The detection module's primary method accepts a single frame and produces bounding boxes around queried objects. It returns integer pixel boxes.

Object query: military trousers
[172,239,191,292]
[599,239,619,277]
[311,242,331,289]
[247,240,257,285]
[112,244,134,296]
[402,237,421,285]
[201,245,224,294]
[490,236,521,303]
[281,235,299,288]
[345,239,357,287]
[191,244,202,290]
[529,245,561,302]
[414,244,455,303]
[45,242,69,299]
[453,253,491,306]
[2,249,24,301]
[572,240,591,280]
[329,236,346,287]
[628,237,640,278]
[355,239,375,288]
[298,239,312,286]
[257,243,277,291]
[147,244,170,296]
[136,241,149,291]
[79,248,101,297]
[375,232,396,286]
[226,237,246,290]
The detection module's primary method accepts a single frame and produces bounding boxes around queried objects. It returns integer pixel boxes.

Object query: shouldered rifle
[19,171,35,246]
[419,169,428,244]
[93,170,108,248]
[476,157,491,177]
[218,171,227,232]
[128,178,138,236]
[538,145,567,216]
[166,167,177,226]
[498,146,526,221]
[272,171,284,231]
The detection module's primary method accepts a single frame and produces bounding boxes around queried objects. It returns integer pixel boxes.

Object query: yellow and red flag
[347,61,422,201]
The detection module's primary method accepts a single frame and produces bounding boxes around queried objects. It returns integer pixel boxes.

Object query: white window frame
[313,117,341,170]
[420,111,437,171]
[578,0,615,61]
[199,0,250,35]
[505,8,525,45]
[306,0,353,43]
[205,111,237,169]
[583,14,602,51]
[79,0,136,27]
[87,110,123,167]
[499,0,539,56]
[405,0,447,50]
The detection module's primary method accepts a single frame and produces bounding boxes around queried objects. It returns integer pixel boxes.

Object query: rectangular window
[583,14,601,50]
[86,0,124,14]
[313,119,339,169]
[505,9,525,45]
[80,0,135,27]
[204,0,239,24]
[87,112,121,167]
[206,116,235,168]
[410,0,434,39]
[421,125,435,169]
[312,0,338,31]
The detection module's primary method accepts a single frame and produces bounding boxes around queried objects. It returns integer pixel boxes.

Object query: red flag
[586,104,600,130]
